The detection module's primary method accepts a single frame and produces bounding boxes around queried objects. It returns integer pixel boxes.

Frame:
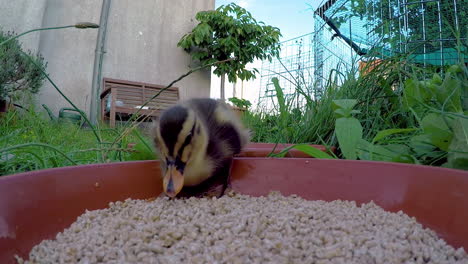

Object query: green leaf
[333,109,348,118]
[335,117,363,160]
[431,73,443,85]
[291,144,335,159]
[272,77,288,127]
[439,75,462,112]
[357,139,392,161]
[391,154,418,164]
[403,78,429,110]
[372,128,418,143]
[332,99,359,118]
[357,140,410,162]
[421,113,454,151]
[446,117,468,170]
[410,134,436,155]
[332,99,358,111]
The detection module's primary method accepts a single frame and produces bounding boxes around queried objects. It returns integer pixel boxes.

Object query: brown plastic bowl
[1,158,468,263]
[239,143,336,158]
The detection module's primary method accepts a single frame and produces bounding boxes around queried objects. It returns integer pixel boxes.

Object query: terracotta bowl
[1,158,468,263]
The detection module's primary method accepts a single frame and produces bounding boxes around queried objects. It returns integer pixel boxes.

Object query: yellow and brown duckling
[153,98,250,198]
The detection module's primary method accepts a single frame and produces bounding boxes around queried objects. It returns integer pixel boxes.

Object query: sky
[215,0,322,41]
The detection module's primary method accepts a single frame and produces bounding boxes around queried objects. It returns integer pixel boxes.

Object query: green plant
[244,56,410,145]
[0,30,46,100]
[331,64,468,170]
[332,99,363,160]
[0,23,98,101]
[0,107,156,176]
[228,97,251,109]
[178,3,281,99]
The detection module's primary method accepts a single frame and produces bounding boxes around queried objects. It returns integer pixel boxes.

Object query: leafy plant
[331,63,468,170]
[0,30,46,100]
[244,57,410,146]
[228,97,251,109]
[178,3,281,99]
[332,99,362,160]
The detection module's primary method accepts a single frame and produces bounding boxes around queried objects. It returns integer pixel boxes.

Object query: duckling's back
[182,98,250,157]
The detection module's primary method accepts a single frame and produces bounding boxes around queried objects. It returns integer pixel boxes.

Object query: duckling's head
[154,105,208,198]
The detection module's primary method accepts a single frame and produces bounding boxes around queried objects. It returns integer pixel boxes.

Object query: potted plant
[0,30,46,114]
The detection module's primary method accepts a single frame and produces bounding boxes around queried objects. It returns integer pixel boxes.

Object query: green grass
[0,107,156,176]
[244,56,417,145]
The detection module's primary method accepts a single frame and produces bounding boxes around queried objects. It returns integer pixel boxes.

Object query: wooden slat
[101,78,180,127]
[115,95,178,104]
[143,92,178,97]
[107,83,142,90]
[116,94,145,101]
[116,90,178,99]
[139,102,177,108]
[143,95,179,100]
[112,88,143,94]
[114,107,162,116]
[107,83,179,93]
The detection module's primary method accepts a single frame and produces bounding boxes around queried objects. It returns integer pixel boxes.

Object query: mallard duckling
[153,98,250,198]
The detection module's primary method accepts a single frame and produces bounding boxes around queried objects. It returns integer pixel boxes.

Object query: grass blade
[291,144,335,159]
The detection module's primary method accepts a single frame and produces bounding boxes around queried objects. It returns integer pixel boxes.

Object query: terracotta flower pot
[239,143,336,157]
[1,159,468,263]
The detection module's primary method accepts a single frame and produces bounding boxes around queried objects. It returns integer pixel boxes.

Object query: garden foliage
[0,30,46,100]
[177,3,282,83]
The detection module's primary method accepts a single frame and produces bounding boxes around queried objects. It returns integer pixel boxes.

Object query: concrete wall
[103,0,213,100]
[0,0,47,52]
[0,0,214,117]
[37,1,101,115]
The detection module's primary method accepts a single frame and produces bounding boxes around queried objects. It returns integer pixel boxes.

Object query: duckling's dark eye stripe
[178,121,196,157]
[175,156,185,172]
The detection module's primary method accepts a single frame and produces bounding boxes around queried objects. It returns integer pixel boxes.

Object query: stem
[220,73,226,101]
[0,26,75,46]
[0,143,77,165]
[20,50,103,144]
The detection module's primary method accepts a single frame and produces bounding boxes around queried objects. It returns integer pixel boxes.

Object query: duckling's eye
[185,133,192,143]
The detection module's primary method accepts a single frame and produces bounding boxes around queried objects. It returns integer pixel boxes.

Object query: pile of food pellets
[17,191,468,264]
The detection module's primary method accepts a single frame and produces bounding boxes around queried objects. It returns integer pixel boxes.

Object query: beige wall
[0,0,47,52]
[37,1,101,116]
[0,0,214,117]
[102,0,213,100]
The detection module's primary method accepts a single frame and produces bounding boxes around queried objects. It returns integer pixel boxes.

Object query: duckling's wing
[212,100,250,153]
[184,98,249,156]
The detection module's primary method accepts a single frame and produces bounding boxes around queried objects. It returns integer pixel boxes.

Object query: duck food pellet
[16,191,468,264]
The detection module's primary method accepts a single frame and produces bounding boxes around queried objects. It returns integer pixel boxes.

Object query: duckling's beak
[163,165,184,198]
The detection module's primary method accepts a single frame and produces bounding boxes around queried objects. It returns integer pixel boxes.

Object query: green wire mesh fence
[258,0,467,110]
